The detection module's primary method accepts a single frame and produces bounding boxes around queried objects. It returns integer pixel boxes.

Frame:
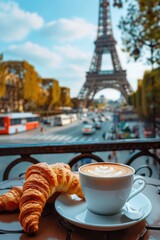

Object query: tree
[42,78,61,110]
[23,61,42,105]
[52,80,61,106]
[36,87,47,110]
[0,55,8,98]
[2,60,44,111]
[71,97,80,109]
[60,87,71,107]
[140,68,160,120]
[135,80,143,117]
[118,0,160,67]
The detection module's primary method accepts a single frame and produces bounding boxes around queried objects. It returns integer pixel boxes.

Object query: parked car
[82,124,96,135]
[117,124,139,139]
[144,122,154,138]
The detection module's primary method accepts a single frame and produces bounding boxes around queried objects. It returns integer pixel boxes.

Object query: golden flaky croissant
[19,162,84,234]
[0,186,22,212]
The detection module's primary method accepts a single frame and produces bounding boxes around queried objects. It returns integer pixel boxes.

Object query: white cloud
[58,64,86,79]
[53,44,91,65]
[54,45,86,60]
[41,17,96,42]
[0,1,44,41]
[4,41,90,92]
[5,41,88,96]
[6,41,61,69]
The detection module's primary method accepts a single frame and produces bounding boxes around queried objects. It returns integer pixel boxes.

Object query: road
[0,120,108,144]
[0,119,157,181]
[0,120,119,179]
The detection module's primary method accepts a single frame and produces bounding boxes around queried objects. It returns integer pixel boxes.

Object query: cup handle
[127,176,146,201]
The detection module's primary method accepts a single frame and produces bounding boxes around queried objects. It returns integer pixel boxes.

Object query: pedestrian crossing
[1,132,102,143]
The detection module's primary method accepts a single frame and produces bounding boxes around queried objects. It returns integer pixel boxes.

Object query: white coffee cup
[78,162,146,215]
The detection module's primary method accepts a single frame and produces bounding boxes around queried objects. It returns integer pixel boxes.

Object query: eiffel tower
[78,0,133,107]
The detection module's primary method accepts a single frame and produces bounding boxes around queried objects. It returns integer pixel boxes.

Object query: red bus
[0,112,40,134]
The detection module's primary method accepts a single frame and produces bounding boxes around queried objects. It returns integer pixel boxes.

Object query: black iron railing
[0,138,160,180]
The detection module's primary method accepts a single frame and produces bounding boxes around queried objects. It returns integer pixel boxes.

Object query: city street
[0,120,106,144]
[0,118,109,180]
[0,112,145,144]
[0,117,153,181]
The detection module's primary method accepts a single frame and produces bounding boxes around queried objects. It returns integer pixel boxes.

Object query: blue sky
[0,0,150,100]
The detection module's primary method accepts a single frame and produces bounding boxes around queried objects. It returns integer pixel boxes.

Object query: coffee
[79,162,146,215]
[80,163,133,177]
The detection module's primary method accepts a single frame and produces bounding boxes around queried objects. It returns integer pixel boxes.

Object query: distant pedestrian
[40,126,46,134]
[102,131,106,140]
[108,154,112,161]
[111,151,118,163]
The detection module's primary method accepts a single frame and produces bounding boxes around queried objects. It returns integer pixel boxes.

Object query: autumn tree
[60,87,71,107]
[36,87,47,110]
[52,80,61,107]
[22,61,43,110]
[0,54,8,98]
[140,68,160,121]
[71,97,80,109]
[135,80,143,118]
[42,78,61,110]
[118,0,160,67]
[1,60,45,111]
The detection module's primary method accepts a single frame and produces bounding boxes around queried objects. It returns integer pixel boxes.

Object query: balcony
[0,138,160,181]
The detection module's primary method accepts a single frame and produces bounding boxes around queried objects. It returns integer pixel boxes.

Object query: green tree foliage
[118,0,160,67]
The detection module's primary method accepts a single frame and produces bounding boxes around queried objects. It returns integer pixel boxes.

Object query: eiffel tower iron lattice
[78,0,133,107]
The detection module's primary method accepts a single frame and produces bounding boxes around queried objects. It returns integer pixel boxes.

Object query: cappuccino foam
[81,163,133,177]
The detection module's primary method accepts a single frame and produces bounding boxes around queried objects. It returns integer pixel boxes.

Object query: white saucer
[55,192,152,231]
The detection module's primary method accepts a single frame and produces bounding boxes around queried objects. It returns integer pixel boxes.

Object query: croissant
[0,186,22,212]
[19,162,84,234]
[50,163,84,199]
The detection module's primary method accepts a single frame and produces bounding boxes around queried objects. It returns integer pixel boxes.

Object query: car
[82,118,93,124]
[82,124,96,135]
[117,126,139,139]
[93,121,101,129]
